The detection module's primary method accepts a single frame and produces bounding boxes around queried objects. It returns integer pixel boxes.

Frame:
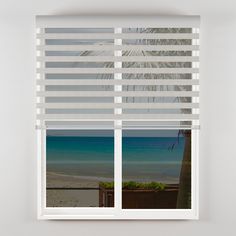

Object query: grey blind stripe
[37,103,199,109]
[38,120,199,130]
[36,15,200,127]
[37,45,199,51]
[37,33,199,40]
[37,114,199,121]
[37,79,199,86]
[37,91,199,97]
[36,125,200,130]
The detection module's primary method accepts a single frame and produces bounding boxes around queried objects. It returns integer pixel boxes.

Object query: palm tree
[78,27,192,208]
[177,130,191,208]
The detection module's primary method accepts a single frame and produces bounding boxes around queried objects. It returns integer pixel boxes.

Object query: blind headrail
[36,15,200,28]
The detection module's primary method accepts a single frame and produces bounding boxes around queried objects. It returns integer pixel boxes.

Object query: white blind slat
[37,114,199,121]
[37,68,199,74]
[37,45,199,51]
[37,33,199,40]
[37,56,199,62]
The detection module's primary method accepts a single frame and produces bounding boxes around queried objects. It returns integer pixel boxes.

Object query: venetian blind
[36,16,200,130]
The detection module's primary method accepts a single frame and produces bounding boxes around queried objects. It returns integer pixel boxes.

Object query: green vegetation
[99,182,114,189]
[99,181,166,190]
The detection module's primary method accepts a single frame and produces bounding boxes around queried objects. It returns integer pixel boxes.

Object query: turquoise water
[46,135,185,183]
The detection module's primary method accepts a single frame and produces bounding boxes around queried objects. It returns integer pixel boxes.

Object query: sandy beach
[47,171,100,188]
[46,172,100,207]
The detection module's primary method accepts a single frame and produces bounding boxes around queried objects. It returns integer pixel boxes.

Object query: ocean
[46,136,185,183]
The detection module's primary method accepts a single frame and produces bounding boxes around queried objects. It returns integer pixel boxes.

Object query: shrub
[99,181,166,190]
[99,182,114,189]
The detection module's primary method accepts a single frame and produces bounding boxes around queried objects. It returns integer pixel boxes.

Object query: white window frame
[36,15,200,220]
[37,129,199,220]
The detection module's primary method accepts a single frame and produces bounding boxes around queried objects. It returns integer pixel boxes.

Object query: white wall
[0,0,236,235]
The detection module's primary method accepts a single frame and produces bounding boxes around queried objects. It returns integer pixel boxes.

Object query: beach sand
[47,172,99,188]
[47,189,99,207]
[46,172,100,207]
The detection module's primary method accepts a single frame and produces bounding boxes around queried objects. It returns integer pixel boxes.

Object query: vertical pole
[114,28,122,212]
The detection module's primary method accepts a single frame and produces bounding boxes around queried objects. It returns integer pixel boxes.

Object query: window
[36,15,200,219]
[46,130,114,208]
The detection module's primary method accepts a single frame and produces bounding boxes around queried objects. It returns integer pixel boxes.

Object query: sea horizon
[46,135,185,184]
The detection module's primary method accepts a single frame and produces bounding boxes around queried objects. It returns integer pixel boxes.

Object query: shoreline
[46,171,179,207]
[47,171,179,188]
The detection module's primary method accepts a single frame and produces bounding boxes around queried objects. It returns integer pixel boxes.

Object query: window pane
[46,130,114,207]
[122,130,191,209]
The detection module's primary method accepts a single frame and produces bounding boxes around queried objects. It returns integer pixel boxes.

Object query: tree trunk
[176,130,191,208]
